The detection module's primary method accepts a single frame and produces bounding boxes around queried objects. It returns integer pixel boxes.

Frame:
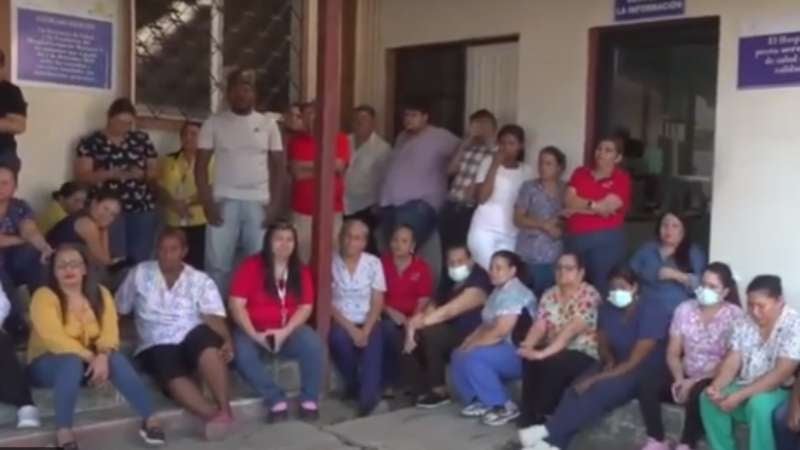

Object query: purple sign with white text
[16,8,113,90]
[614,0,685,22]
[738,32,800,89]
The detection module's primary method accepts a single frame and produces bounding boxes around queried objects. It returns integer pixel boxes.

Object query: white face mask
[696,287,721,306]
[448,264,471,283]
[608,290,633,309]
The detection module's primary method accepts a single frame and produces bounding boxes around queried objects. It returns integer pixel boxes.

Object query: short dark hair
[52,181,88,201]
[469,109,497,128]
[559,252,585,271]
[539,145,566,169]
[227,68,256,91]
[354,104,376,118]
[747,275,783,299]
[91,188,121,204]
[609,265,638,285]
[497,124,526,162]
[402,97,431,116]
[391,223,416,243]
[446,243,471,258]
[107,97,136,118]
[597,135,624,156]
[158,227,188,248]
[180,120,202,136]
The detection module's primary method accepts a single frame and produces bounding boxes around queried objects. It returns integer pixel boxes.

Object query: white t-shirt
[198,110,283,202]
[470,159,532,235]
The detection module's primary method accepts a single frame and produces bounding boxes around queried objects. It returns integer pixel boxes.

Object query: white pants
[467,227,517,270]
[291,212,343,264]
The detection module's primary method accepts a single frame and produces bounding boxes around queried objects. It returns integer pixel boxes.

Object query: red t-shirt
[229,255,315,331]
[289,132,350,215]
[566,166,632,235]
[381,254,434,317]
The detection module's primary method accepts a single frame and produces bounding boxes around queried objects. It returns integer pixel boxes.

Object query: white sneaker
[460,401,490,417]
[16,405,40,428]
[519,424,549,448]
[525,441,560,450]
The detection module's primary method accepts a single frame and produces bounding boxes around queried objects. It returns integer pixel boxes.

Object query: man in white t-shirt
[195,69,284,293]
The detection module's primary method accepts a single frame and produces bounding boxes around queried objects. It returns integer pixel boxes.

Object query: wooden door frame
[384,34,519,138]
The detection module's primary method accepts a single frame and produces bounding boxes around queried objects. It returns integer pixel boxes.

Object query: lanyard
[277,269,288,327]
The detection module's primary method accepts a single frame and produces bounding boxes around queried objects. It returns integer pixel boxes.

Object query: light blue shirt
[481,277,536,342]
[629,240,706,315]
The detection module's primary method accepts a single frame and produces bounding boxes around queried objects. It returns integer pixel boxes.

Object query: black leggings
[638,370,712,446]
[0,331,34,407]
[519,350,596,427]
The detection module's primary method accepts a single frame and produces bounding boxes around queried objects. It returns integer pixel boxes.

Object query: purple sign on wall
[738,32,800,89]
[614,0,685,22]
[16,8,113,90]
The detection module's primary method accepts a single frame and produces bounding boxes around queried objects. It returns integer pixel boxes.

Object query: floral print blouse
[536,282,601,359]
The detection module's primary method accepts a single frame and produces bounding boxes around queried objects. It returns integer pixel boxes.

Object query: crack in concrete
[319,426,379,450]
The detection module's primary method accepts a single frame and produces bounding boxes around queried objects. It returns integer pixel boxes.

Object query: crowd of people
[0,52,798,450]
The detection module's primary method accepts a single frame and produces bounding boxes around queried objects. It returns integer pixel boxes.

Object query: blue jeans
[450,341,522,408]
[522,261,556,298]
[110,210,159,264]
[328,322,383,413]
[773,400,800,450]
[380,318,404,387]
[205,198,266,294]
[567,228,626,297]
[29,353,154,428]
[232,325,323,407]
[379,200,438,248]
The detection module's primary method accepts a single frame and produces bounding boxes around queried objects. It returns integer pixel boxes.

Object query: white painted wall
[363,0,800,302]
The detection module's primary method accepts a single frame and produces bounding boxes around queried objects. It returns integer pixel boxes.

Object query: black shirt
[0,80,27,152]
[437,264,492,333]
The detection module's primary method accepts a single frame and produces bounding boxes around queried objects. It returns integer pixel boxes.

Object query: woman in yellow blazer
[28,243,165,449]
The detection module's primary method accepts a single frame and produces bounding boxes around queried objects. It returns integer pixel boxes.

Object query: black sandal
[139,422,166,446]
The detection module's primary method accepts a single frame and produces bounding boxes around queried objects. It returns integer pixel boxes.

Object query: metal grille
[134,0,304,120]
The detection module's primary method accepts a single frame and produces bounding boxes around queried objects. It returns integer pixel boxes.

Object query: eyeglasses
[555,264,578,272]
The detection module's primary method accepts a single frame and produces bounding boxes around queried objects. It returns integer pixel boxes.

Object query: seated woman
[329,219,386,417]
[517,252,601,433]
[380,224,433,395]
[0,282,39,428]
[700,275,800,450]
[637,262,743,450]
[28,244,163,449]
[630,211,706,315]
[229,222,323,422]
[37,182,88,235]
[47,191,126,283]
[520,267,671,450]
[450,250,535,427]
[402,243,491,408]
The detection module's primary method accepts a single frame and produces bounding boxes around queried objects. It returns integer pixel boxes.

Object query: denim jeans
[380,318,404,388]
[450,341,522,408]
[110,210,159,264]
[328,322,383,413]
[29,352,154,428]
[773,400,800,450]
[522,261,556,298]
[379,200,438,249]
[232,325,323,407]
[205,198,266,294]
[567,227,626,297]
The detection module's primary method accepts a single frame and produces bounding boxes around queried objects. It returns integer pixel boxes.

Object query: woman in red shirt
[380,224,433,395]
[228,222,323,422]
[563,137,631,296]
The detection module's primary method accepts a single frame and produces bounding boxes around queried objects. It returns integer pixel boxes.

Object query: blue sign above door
[614,0,686,22]
[738,32,800,89]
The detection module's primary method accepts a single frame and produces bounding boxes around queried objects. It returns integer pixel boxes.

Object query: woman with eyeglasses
[27,244,163,450]
[636,262,743,450]
[516,253,601,431]
[519,267,670,450]
[228,222,323,423]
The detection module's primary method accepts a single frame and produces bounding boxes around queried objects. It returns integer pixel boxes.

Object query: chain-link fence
[134,0,304,120]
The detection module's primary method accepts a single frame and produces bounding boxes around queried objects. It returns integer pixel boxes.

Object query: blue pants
[544,364,644,449]
[773,400,800,450]
[328,322,383,413]
[29,353,154,428]
[110,210,159,264]
[232,325,323,407]
[380,318,404,387]
[523,261,556,298]
[380,200,438,248]
[450,342,522,408]
[567,228,626,297]
[205,198,266,294]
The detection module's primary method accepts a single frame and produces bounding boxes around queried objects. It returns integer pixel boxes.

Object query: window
[134,0,304,120]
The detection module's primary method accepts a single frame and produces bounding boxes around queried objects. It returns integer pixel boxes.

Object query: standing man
[0,50,27,173]
[288,101,350,263]
[345,105,391,255]
[379,98,460,249]
[196,69,284,293]
[438,109,497,277]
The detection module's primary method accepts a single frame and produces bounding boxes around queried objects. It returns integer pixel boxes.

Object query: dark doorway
[589,17,720,253]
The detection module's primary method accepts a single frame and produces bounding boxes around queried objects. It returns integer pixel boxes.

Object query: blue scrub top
[598,298,670,372]
[629,241,706,315]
